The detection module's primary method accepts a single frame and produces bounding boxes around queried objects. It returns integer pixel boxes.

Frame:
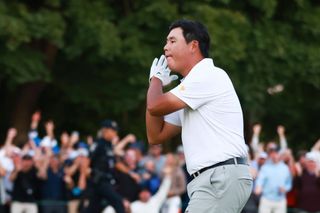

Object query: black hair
[169,19,210,58]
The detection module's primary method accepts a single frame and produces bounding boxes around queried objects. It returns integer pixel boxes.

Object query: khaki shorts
[186,164,253,213]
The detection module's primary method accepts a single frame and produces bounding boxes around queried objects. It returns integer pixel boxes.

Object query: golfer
[146,19,253,213]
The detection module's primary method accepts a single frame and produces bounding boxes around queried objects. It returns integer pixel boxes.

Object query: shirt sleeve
[170,80,213,110]
[170,67,231,110]
[164,111,181,127]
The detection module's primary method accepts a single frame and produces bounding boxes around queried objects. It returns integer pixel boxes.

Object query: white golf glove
[149,55,178,86]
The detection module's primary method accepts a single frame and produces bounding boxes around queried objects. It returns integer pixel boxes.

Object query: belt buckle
[192,171,200,179]
[234,157,238,165]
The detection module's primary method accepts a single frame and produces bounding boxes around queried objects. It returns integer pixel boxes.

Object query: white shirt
[165,58,248,175]
[0,149,14,203]
[40,136,57,148]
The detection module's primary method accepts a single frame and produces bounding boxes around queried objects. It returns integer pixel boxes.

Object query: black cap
[100,119,119,131]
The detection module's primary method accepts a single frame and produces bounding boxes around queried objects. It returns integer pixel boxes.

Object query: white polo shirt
[165,58,248,175]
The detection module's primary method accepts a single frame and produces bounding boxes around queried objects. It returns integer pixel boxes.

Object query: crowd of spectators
[0,112,188,213]
[242,124,320,213]
[0,111,319,213]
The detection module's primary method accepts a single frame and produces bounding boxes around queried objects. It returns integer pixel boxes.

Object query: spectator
[295,151,320,213]
[28,111,42,147]
[139,159,161,195]
[64,152,89,213]
[59,131,71,163]
[0,150,8,211]
[0,128,18,210]
[10,153,42,213]
[40,120,59,154]
[281,148,298,212]
[130,165,173,213]
[160,153,186,213]
[141,144,166,177]
[38,152,67,213]
[255,145,292,213]
[114,148,141,202]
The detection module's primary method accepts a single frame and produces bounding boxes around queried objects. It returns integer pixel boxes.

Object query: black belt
[190,157,247,180]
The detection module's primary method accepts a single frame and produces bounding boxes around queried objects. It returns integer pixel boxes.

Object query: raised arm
[250,124,261,159]
[151,166,173,204]
[277,125,288,151]
[311,138,320,152]
[146,55,184,145]
[113,134,136,156]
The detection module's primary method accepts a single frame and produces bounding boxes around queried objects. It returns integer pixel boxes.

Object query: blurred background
[0,0,319,150]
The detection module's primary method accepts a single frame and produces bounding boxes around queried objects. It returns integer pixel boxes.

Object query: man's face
[124,149,137,166]
[306,160,317,173]
[139,190,151,202]
[21,158,34,171]
[150,145,162,157]
[50,156,60,169]
[269,150,280,163]
[164,27,192,74]
[101,128,117,141]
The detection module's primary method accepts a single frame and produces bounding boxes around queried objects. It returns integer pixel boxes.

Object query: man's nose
[163,43,168,52]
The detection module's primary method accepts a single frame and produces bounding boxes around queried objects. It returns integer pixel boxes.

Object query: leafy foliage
[0,0,319,150]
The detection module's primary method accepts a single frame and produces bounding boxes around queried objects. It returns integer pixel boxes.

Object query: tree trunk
[11,81,46,145]
[10,42,58,145]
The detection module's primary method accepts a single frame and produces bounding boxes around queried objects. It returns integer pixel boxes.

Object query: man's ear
[190,40,199,54]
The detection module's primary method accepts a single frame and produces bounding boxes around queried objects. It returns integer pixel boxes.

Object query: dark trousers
[85,181,125,213]
[0,204,8,213]
[39,201,67,213]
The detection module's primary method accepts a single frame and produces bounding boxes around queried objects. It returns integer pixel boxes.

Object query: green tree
[0,0,319,150]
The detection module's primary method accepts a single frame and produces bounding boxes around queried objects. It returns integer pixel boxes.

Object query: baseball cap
[100,119,119,131]
[22,151,34,160]
[306,151,320,163]
[258,152,268,159]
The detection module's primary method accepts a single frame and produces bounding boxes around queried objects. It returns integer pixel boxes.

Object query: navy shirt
[40,167,66,201]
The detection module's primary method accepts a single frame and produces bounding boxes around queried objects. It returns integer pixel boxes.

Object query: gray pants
[186,164,253,213]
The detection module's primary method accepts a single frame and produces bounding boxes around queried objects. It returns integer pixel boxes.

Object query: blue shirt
[40,167,66,201]
[255,160,292,201]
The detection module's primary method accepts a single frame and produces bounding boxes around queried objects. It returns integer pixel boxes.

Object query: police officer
[86,119,125,213]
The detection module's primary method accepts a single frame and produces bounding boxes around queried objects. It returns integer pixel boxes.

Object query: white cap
[258,152,268,159]
[306,151,320,164]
